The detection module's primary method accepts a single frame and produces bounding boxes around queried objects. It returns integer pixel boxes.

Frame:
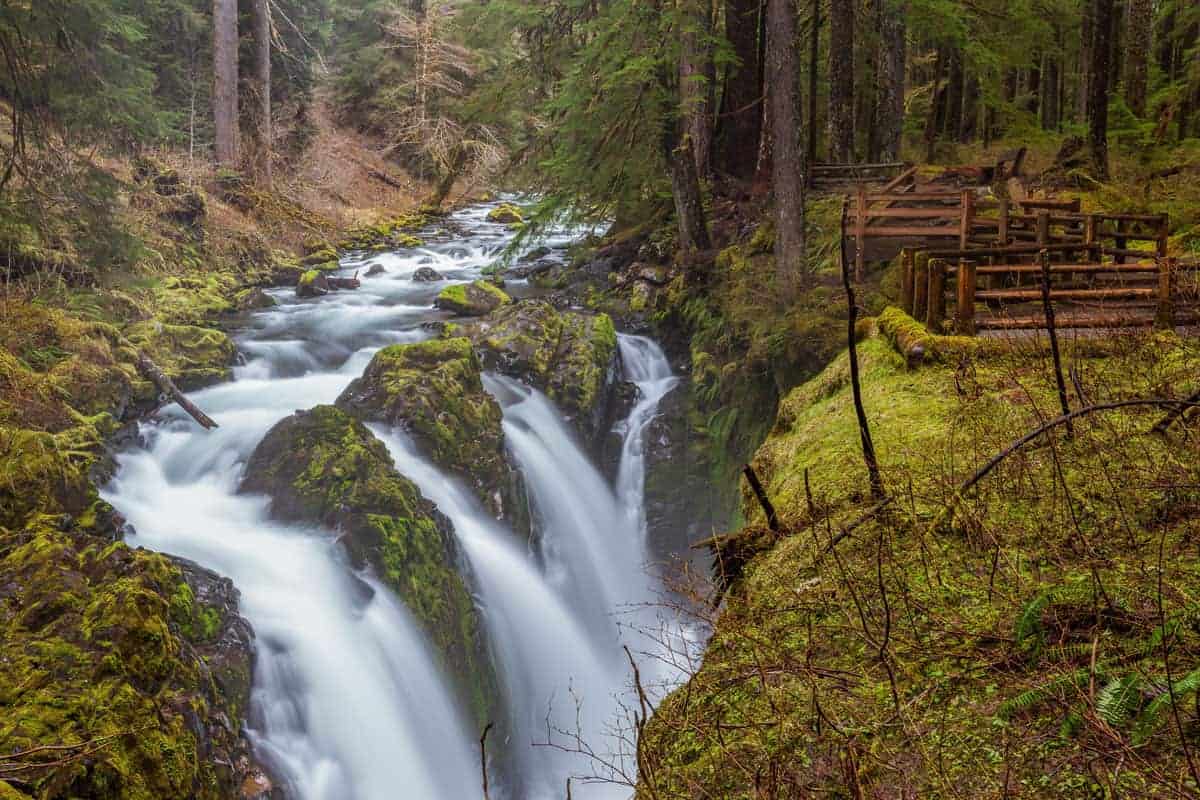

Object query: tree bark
[766,0,806,299]
[670,134,713,254]
[680,0,715,175]
[1041,53,1060,130]
[876,0,906,161]
[961,72,979,142]
[923,48,945,162]
[807,0,820,166]
[827,0,855,163]
[715,0,764,180]
[212,0,239,167]
[1124,0,1152,117]
[1079,1,1094,121]
[1025,56,1041,117]
[1088,0,1114,179]
[251,0,272,186]
[943,48,964,140]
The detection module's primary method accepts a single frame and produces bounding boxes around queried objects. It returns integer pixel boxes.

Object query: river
[101,201,691,800]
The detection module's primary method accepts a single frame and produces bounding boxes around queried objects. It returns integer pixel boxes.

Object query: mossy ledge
[434,280,512,317]
[0,517,265,799]
[238,405,498,730]
[336,338,528,535]
[462,300,620,445]
[639,330,1200,798]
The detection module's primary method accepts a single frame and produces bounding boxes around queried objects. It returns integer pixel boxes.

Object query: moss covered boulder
[238,405,496,728]
[434,281,511,317]
[296,269,330,298]
[486,203,524,226]
[335,339,527,531]
[463,300,620,444]
[122,320,236,393]
[0,520,266,800]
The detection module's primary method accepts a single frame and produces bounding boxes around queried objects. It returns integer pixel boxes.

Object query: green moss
[486,203,525,225]
[122,321,235,391]
[240,405,497,728]
[641,329,1200,798]
[298,269,320,288]
[434,280,512,317]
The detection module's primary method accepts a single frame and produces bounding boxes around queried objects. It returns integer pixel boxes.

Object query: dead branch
[742,464,780,532]
[134,351,219,430]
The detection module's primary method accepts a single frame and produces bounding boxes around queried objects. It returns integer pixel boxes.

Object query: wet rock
[486,203,524,225]
[238,405,498,730]
[434,280,512,317]
[233,288,277,311]
[461,300,620,445]
[123,320,238,391]
[412,266,444,282]
[0,519,264,799]
[519,246,552,263]
[296,269,330,298]
[365,263,387,277]
[335,338,527,535]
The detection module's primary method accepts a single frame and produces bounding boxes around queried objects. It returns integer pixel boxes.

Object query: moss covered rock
[296,269,330,299]
[486,203,524,226]
[463,300,620,444]
[337,215,427,252]
[335,339,527,530]
[122,321,236,392]
[0,519,264,800]
[434,281,511,317]
[238,405,496,728]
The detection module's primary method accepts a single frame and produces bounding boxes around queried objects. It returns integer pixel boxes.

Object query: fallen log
[134,352,219,430]
[326,273,361,291]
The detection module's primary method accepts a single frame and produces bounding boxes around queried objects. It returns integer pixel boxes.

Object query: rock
[233,288,277,311]
[0,519,263,799]
[365,263,387,277]
[301,247,339,267]
[462,301,620,445]
[296,270,330,298]
[336,338,526,533]
[239,405,497,729]
[412,266,444,282]
[486,203,524,226]
[519,246,552,263]
[123,320,238,391]
[434,280,512,317]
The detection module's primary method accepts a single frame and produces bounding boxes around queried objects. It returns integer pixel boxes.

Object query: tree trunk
[827,0,855,163]
[681,0,715,175]
[715,0,764,180]
[766,0,806,298]
[1041,55,1060,131]
[212,0,239,167]
[670,134,713,253]
[923,48,945,162]
[1088,0,1114,180]
[807,0,820,166]
[252,0,272,186]
[1079,1,1094,121]
[1025,57,1041,117]
[960,72,979,143]
[1124,0,1152,117]
[943,48,964,140]
[876,0,906,161]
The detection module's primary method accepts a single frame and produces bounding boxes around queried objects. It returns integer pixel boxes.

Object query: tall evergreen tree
[766,0,806,296]
[827,0,855,162]
[212,0,239,166]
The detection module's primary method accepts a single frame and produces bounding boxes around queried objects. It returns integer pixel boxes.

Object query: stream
[101,202,691,800]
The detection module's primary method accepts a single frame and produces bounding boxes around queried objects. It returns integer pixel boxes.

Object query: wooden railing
[899,245,1199,335]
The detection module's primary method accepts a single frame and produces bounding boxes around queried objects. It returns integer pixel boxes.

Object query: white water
[101,201,683,799]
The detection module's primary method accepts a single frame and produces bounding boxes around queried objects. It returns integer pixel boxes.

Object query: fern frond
[998,668,1094,720]
[1095,675,1143,727]
[1133,667,1200,745]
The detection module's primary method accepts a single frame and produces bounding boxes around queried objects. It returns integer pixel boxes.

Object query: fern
[1096,675,1144,727]
[1132,667,1200,744]
[998,668,1095,720]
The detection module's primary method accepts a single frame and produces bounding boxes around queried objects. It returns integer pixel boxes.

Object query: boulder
[296,270,330,298]
[365,263,387,277]
[412,266,444,282]
[434,280,511,317]
[486,203,524,226]
[462,301,620,444]
[233,288,277,311]
[336,338,527,533]
[239,405,497,729]
[0,519,263,800]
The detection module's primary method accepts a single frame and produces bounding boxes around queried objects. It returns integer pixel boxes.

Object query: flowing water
[101,202,688,800]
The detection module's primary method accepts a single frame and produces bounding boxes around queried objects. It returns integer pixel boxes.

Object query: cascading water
[101,201,687,799]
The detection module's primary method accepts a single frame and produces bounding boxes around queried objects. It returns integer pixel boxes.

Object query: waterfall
[100,200,684,800]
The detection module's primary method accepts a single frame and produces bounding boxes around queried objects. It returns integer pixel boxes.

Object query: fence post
[926,258,947,332]
[998,198,1010,247]
[855,185,868,282]
[900,248,915,315]
[956,259,977,336]
[913,252,930,323]
[1156,215,1170,260]
[1036,211,1051,248]
[1085,214,1099,263]
[1156,257,1178,330]
[959,189,975,250]
[1114,218,1128,264]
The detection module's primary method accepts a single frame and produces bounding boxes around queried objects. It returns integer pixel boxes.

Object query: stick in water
[135,352,219,430]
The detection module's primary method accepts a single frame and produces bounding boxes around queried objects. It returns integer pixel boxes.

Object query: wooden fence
[899,241,1199,335]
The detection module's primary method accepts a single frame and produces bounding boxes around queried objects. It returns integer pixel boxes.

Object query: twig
[1039,249,1073,435]
[743,464,780,532]
[840,199,885,500]
[479,722,493,800]
[1153,388,1200,435]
